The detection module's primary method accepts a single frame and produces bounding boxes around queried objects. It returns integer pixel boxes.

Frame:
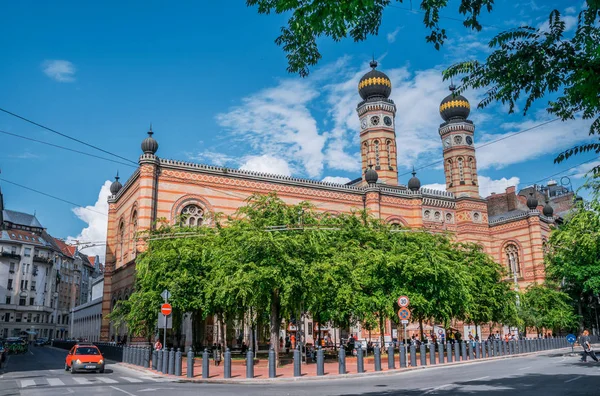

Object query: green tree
[519,283,578,335]
[247,0,495,76]
[545,198,600,329]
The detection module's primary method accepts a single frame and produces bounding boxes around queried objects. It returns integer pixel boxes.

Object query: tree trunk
[578,299,584,331]
[379,314,385,348]
[419,318,424,342]
[270,290,281,365]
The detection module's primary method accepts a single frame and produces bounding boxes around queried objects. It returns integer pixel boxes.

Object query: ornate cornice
[108,169,140,203]
[489,209,554,227]
[422,197,456,209]
[439,121,475,137]
[357,100,397,116]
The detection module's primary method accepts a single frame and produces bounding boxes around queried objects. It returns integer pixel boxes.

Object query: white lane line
[95,376,118,383]
[422,383,452,395]
[565,376,582,383]
[72,377,93,384]
[110,385,137,396]
[518,366,531,370]
[20,379,36,388]
[120,376,143,383]
[47,378,65,386]
[469,376,490,381]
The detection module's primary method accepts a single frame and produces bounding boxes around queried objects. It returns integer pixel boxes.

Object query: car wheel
[71,368,76,374]
[65,363,69,371]
[99,368,105,373]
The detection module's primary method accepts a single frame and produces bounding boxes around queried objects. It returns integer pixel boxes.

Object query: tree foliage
[247,0,494,76]
[519,283,578,334]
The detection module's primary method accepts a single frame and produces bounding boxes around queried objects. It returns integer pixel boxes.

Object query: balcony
[1,251,21,260]
[33,255,53,264]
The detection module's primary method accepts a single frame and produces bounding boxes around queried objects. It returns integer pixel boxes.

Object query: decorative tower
[357,60,398,186]
[439,85,479,197]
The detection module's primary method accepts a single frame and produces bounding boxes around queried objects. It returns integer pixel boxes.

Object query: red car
[65,344,105,373]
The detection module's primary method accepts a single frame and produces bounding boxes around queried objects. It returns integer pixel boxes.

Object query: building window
[130,210,138,256]
[445,160,453,186]
[15,313,22,322]
[457,157,464,182]
[31,281,36,291]
[118,221,125,260]
[7,279,13,290]
[24,248,31,257]
[5,296,11,305]
[374,140,380,167]
[386,140,392,167]
[9,262,15,273]
[505,244,521,277]
[29,297,34,306]
[19,298,26,306]
[181,204,204,227]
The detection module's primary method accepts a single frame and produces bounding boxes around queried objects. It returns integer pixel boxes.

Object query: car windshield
[75,347,100,355]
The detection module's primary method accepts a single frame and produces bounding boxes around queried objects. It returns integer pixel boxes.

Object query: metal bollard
[495,340,500,356]
[157,348,163,372]
[387,343,395,369]
[410,344,417,367]
[317,346,325,376]
[268,348,276,378]
[454,343,460,362]
[475,342,481,359]
[144,348,150,368]
[420,343,427,366]
[162,348,168,374]
[339,344,346,374]
[357,346,364,373]
[430,343,436,365]
[202,348,210,378]
[439,343,445,364]
[175,348,182,376]
[152,349,157,370]
[468,342,474,360]
[293,346,301,377]
[187,347,194,378]
[168,348,175,375]
[487,341,492,358]
[123,346,128,363]
[511,341,516,355]
[374,346,381,372]
[135,347,140,366]
[400,343,407,368]
[446,342,452,363]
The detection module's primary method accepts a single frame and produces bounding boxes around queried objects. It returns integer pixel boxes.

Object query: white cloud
[42,60,76,82]
[67,180,110,261]
[537,13,577,32]
[239,154,292,176]
[421,183,447,191]
[477,175,520,198]
[572,160,600,179]
[322,176,352,184]
[387,27,402,43]
[564,6,576,14]
[188,150,235,167]
[476,114,593,170]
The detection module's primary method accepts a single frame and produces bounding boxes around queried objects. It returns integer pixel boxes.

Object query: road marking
[422,384,452,395]
[518,366,531,370]
[95,376,118,383]
[47,378,65,386]
[565,376,582,383]
[121,376,143,383]
[72,377,93,385]
[469,376,490,381]
[110,385,137,396]
[20,379,36,388]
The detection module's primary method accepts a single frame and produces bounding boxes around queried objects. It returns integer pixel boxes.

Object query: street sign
[397,295,410,307]
[161,303,172,316]
[157,312,173,329]
[161,289,171,301]
[566,334,576,344]
[397,308,411,321]
[401,319,409,324]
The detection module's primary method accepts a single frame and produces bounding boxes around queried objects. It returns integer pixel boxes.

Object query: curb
[117,346,576,384]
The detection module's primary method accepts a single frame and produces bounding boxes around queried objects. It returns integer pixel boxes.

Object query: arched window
[362,142,369,168]
[457,157,464,182]
[117,221,125,261]
[181,204,203,227]
[445,160,453,186]
[130,211,138,257]
[386,140,392,167]
[468,157,476,185]
[374,140,380,167]
[505,244,520,277]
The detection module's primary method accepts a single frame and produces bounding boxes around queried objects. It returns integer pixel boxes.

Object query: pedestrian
[579,330,598,363]
[154,339,162,351]
[291,334,296,349]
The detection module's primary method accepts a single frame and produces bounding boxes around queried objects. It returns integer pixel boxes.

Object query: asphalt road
[1,345,599,395]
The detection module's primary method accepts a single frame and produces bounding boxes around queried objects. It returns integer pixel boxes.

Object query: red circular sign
[161,303,172,316]
[397,307,411,320]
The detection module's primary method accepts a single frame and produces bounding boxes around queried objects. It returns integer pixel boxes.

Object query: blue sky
[0,0,596,258]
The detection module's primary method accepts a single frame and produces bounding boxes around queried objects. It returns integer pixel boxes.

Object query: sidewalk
[120,344,580,383]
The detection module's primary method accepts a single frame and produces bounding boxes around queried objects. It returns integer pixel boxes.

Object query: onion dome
[408,167,421,192]
[358,60,392,100]
[543,199,554,217]
[439,85,470,122]
[365,164,379,185]
[526,192,538,210]
[141,125,159,155]
[110,173,123,195]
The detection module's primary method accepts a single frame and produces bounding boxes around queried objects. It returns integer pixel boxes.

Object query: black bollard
[202,348,210,379]
[162,348,168,374]
[268,348,276,378]
[317,346,325,376]
[293,346,301,377]
[439,343,445,364]
[410,344,417,367]
[175,348,182,376]
[224,348,231,379]
[420,343,427,366]
[357,346,364,373]
[400,343,407,368]
[187,347,194,378]
[168,348,175,375]
[387,343,395,369]
[374,345,381,371]
[339,344,346,374]
[430,343,436,365]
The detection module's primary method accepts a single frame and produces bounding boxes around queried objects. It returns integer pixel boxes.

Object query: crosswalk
[18,375,172,388]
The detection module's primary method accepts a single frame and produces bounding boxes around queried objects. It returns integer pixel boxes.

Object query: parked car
[65,344,105,374]
[34,338,46,347]
[0,340,7,363]
[5,337,27,354]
